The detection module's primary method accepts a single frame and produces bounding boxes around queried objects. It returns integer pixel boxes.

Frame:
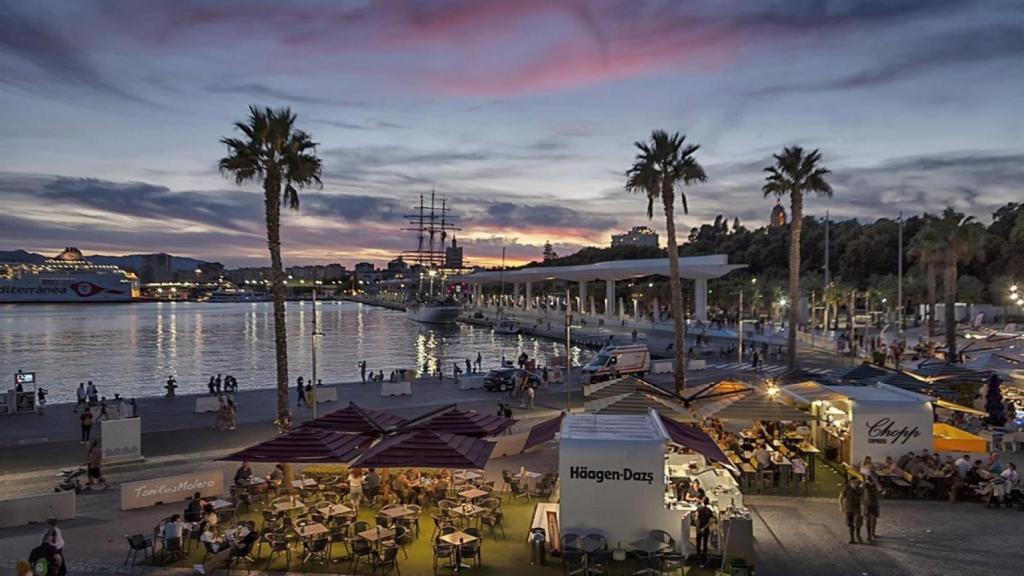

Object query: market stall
[558,410,751,565]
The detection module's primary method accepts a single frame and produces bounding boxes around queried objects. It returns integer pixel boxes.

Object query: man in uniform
[862,480,880,542]
[839,477,864,544]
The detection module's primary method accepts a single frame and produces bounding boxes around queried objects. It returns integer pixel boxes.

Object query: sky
[1,0,1022,268]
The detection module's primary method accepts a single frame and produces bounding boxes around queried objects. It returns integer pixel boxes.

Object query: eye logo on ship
[70,281,124,297]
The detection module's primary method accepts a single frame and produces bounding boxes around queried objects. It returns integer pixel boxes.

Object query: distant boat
[494,316,521,334]
[406,297,461,324]
[0,247,138,303]
[206,288,272,303]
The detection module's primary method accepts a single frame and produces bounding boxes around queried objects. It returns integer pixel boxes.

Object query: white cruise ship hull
[0,273,133,303]
[406,303,461,324]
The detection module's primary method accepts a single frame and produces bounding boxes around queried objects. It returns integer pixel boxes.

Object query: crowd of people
[856,450,1021,507]
[16,519,67,576]
[206,374,240,395]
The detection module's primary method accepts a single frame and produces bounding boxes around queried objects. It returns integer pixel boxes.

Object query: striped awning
[221,428,371,463]
[705,394,809,421]
[349,430,495,470]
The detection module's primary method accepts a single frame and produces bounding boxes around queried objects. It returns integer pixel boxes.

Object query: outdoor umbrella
[830,363,892,383]
[706,393,809,422]
[659,416,732,467]
[220,428,371,463]
[404,406,514,437]
[349,430,495,470]
[301,401,408,434]
[583,375,669,400]
[523,412,565,452]
[592,391,693,420]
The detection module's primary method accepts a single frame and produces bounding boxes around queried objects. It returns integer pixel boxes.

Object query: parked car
[483,367,540,392]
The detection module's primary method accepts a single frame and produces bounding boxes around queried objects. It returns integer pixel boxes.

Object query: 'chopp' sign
[569,466,655,485]
[865,417,922,445]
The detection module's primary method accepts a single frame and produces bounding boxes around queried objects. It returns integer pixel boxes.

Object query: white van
[582,344,651,382]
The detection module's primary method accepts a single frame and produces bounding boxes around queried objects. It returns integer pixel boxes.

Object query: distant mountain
[0,249,215,272]
[0,249,47,264]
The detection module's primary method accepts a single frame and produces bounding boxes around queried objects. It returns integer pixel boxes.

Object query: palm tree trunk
[264,174,294,486]
[786,193,803,369]
[925,262,937,338]
[943,255,958,363]
[662,197,686,394]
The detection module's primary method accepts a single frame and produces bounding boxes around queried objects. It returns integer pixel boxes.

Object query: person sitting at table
[684,479,705,503]
[363,468,382,503]
[907,456,935,497]
[896,451,915,470]
[753,443,772,471]
[234,462,253,486]
[202,503,219,528]
[184,492,207,521]
[266,464,284,494]
[162,514,186,559]
[199,522,227,554]
[193,521,258,575]
[392,471,412,504]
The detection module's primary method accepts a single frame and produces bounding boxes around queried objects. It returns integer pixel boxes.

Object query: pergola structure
[451,254,744,322]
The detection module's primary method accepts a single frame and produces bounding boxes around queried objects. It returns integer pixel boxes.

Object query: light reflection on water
[0,301,583,402]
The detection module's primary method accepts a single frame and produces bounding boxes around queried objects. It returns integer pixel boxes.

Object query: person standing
[526,384,535,410]
[695,497,715,566]
[79,409,93,444]
[862,481,880,542]
[296,376,306,407]
[74,383,87,413]
[465,358,472,375]
[207,376,216,395]
[476,352,482,372]
[86,381,98,407]
[165,375,177,398]
[85,440,109,490]
[840,478,864,544]
[751,349,760,371]
[359,361,367,383]
[214,374,222,395]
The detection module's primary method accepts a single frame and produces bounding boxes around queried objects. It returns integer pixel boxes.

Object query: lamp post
[565,287,572,412]
[310,289,322,418]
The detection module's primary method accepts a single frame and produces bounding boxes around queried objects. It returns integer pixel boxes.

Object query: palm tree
[625,130,707,394]
[762,146,832,370]
[931,208,986,362]
[220,106,323,431]
[910,216,942,338]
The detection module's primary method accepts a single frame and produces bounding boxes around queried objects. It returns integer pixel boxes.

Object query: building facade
[611,226,659,248]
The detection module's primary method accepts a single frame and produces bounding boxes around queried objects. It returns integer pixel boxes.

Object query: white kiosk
[559,412,690,553]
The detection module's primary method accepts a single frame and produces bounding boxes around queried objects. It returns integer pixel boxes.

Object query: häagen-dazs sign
[121,471,223,510]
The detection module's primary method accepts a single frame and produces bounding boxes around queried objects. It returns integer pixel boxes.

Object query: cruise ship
[0,247,139,303]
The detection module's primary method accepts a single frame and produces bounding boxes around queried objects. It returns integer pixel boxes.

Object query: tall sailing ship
[403,191,462,324]
[0,247,139,303]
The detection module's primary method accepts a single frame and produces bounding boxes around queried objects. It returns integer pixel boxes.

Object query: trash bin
[530,528,546,565]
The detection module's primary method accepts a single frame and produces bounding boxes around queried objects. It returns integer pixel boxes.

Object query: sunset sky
[1,0,1022,267]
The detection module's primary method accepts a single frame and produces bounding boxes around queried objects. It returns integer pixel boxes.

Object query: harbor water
[0,301,582,403]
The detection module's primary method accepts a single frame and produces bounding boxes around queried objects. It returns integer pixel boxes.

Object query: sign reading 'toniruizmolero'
[120,471,224,510]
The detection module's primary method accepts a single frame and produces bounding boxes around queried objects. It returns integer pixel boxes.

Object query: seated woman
[266,464,285,495]
[199,522,227,553]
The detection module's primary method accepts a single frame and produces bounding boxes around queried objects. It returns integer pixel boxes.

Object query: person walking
[79,408,93,444]
[74,383,87,413]
[86,381,98,407]
[296,376,306,407]
[224,398,237,431]
[862,481,880,542]
[476,352,482,372]
[465,358,472,375]
[40,519,66,576]
[526,384,535,410]
[840,478,864,544]
[207,376,216,395]
[751,349,760,371]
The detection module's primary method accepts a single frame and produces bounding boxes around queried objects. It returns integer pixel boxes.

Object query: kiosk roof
[561,413,667,442]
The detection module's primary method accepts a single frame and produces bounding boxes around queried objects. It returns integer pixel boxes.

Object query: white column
[618,297,625,320]
[605,279,616,321]
[578,281,587,314]
[633,298,639,320]
[525,282,533,311]
[694,278,708,322]
[652,297,660,323]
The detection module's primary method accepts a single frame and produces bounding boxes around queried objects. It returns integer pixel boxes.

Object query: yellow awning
[933,423,987,454]
[934,399,987,417]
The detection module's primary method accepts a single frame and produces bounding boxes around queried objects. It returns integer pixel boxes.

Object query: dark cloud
[206,81,368,107]
[0,1,144,103]
[313,118,405,130]
[750,25,1024,96]
[472,202,617,231]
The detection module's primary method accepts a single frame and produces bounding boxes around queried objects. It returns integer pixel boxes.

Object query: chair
[376,512,394,528]
[349,537,375,573]
[123,534,153,568]
[588,549,612,575]
[500,470,513,497]
[656,552,686,576]
[461,527,482,567]
[438,499,457,525]
[481,510,506,538]
[354,520,371,535]
[302,537,330,566]
[532,478,554,500]
[228,539,256,574]
[648,530,675,548]
[433,542,454,575]
[163,536,184,564]
[261,509,281,532]
[632,550,657,576]
[562,547,586,575]
[374,542,401,575]
[265,533,292,568]
[508,478,530,503]
[392,525,413,559]
[758,468,775,491]
[584,533,608,551]
[561,533,581,551]
[405,504,422,538]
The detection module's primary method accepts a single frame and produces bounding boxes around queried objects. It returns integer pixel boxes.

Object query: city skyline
[1,0,1022,267]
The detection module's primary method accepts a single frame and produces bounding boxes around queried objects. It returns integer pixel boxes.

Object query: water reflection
[0,301,586,402]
